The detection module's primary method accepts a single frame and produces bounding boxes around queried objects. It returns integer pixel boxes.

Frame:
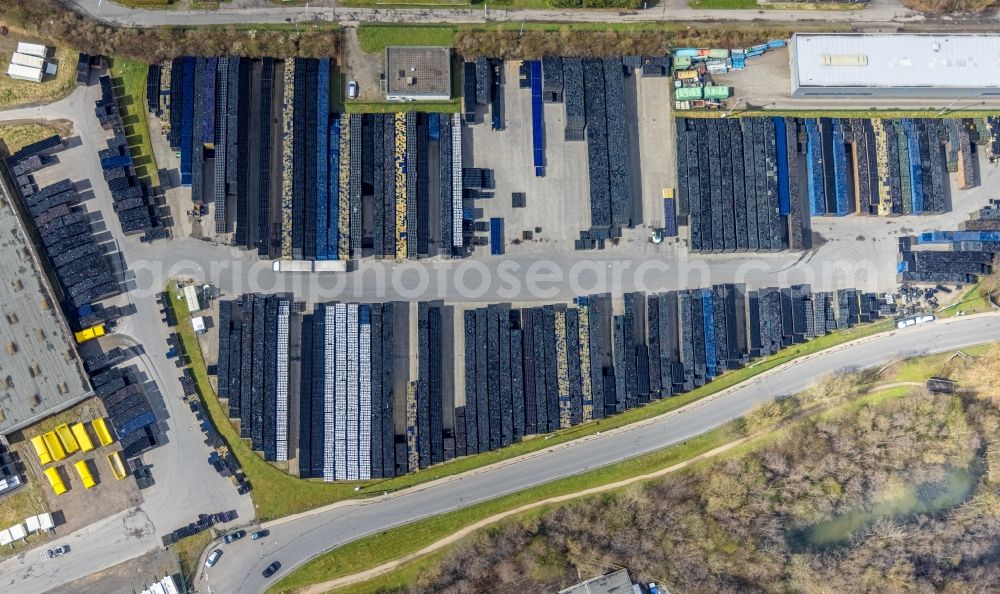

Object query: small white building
[183,284,201,313]
[191,316,206,334]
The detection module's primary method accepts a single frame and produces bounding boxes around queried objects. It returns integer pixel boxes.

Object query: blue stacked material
[114,410,157,438]
[428,113,440,140]
[831,119,851,215]
[203,58,217,145]
[773,117,790,215]
[180,57,195,186]
[702,289,716,379]
[918,230,1000,244]
[529,60,545,177]
[100,154,132,170]
[490,217,504,255]
[902,119,924,214]
[663,198,678,237]
[805,118,825,216]
[316,59,330,260]
[768,40,786,48]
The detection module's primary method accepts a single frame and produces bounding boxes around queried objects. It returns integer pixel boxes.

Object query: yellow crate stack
[873,118,893,216]
[280,59,295,259]
[405,381,418,473]
[577,303,593,422]
[394,113,408,259]
[554,310,570,429]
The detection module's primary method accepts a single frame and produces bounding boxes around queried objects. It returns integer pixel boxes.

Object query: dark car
[46,545,69,559]
[250,530,269,540]
[222,530,246,544]
[262,561,281,578]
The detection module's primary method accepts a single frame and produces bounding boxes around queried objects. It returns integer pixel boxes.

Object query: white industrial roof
[11,52,45,69]
[793,33,1000,89]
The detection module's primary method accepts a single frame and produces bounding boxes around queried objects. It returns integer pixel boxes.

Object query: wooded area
[394,348,1000,594]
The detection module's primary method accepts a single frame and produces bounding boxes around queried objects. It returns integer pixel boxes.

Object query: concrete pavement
[201,313,1000,594]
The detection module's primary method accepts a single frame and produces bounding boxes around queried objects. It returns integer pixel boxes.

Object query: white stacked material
[275,300,290,461]
[140,576,180,594]
[7,524,26,540]
[334,304,348,480]
[358,310,372,480]
[24,515,40,533]
[16,42,47,58]
[346,304,360,481]
[323,305,336,482]
[11,53,44,69]
[6,62,42,83]
[37,513,53,530]
[0,529,11,546]
[451,113,463,248]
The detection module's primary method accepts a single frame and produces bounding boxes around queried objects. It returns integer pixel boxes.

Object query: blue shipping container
[529,60,545,177]
[805,119,825,216]
[773,117,790,215]
[702,289,716,379]
[490,217,504,255]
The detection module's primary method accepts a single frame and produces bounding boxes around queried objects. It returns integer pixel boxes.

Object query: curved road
[204,313,1000,594]
[67,0,928,27]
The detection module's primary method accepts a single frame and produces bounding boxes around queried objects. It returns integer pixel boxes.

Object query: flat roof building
[791,33,1000,98]
[6,62,43,83]
[384,47,451,102]
[558,569,638,594]
[0,168,91,434]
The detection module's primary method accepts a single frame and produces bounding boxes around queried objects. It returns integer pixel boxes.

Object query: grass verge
[109,57,160,186]
[170,530,215,585]
[345,100,461,114]
[940,283,995,317]
[357,25,459,53]
[167,275,897,523]
[268,422,744,593]
[683,109,1000,120]
[0,123,62,156]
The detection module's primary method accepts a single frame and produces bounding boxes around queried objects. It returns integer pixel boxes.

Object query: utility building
[790,33,1000,98]
[384,47,452,102]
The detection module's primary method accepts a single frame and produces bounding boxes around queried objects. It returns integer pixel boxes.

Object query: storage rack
[280,58,295,258]
[214,57,229,234]
[562,58,585,141]
[359,305,372,479]
[406,112,419,258]
[275,300,290,462]
[395,113,407,259]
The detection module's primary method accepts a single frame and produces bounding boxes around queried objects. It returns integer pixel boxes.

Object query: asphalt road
[203,313,1000,594]
[69,0,932,27]
[0,86,253,594]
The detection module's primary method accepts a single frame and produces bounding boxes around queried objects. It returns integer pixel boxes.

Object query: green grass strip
[110,57,160,187]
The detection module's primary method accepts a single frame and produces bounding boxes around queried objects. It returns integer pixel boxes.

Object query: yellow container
[107,450,127,480]
[42,431,66,461]
[30,435,52,465]
[74,459,96,489]
[74,324,105,344]
[71,423,94,452]
[44,466,67,495]
[676,69,699,81]
[54,423,79,454]
[92,418,114,446]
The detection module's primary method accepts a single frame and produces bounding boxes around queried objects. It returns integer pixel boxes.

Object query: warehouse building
[0,160,92,434]
[790,33,1000,98]
[384,47,452,101]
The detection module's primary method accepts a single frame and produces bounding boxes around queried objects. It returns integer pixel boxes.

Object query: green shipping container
[675,86,703,100]
[708,49,730,59]
[674,56,692,69]
[703,85,730,99]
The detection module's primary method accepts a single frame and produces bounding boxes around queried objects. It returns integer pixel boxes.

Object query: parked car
[223,530,246,544]
[250,530,269,540]
[46,546,68,558]
[262,561,281,578]
[347,80,358,99]
[205,549,222,568]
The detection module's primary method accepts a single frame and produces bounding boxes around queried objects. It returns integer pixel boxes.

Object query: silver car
[347,80,358,99]
[205,549,222,568]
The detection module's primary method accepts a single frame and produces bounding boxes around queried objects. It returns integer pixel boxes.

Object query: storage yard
[208,286,885,482]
